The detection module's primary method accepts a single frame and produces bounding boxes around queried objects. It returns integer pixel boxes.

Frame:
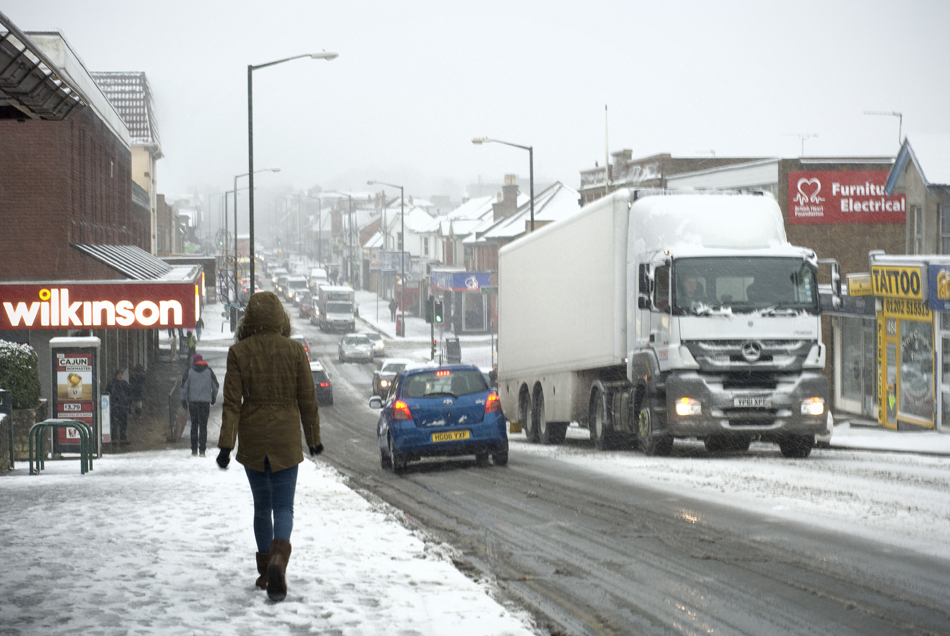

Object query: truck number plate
[734,397,771,408]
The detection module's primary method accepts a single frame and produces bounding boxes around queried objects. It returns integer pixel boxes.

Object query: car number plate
[734,397,771,408]
[432,430,470,442]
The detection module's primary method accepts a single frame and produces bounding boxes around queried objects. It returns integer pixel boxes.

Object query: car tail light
[393,400,413,420]
[485,393,501,413]
[318,382,329,388]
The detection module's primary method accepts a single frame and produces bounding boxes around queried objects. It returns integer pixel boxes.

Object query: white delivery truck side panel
[498,191,630,425]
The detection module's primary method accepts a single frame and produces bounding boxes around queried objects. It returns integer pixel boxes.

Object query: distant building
[91,71,163,254]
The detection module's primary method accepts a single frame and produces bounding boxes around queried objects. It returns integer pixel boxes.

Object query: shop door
[880,316,898,429]
[862,320,877,416]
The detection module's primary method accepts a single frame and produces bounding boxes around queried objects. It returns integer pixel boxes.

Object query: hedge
[0,340,41,409]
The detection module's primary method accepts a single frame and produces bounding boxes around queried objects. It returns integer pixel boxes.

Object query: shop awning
[0,10,88,121]
[71,244,193,281]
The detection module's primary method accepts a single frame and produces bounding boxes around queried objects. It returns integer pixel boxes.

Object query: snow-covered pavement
[0,452,538,636]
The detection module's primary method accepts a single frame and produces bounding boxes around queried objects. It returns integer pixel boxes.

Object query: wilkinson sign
[789,171,905,225]
[0,282,199,330]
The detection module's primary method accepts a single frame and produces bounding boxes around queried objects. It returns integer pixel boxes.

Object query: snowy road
[301,317,950,635]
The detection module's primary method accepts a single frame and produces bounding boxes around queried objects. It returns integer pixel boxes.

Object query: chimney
[493,174,520,221]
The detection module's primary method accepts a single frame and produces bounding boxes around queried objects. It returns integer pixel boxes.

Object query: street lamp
[472,136,534,232]
[248,51,338,296]
[367,180,405,336]
[234,167,280,303]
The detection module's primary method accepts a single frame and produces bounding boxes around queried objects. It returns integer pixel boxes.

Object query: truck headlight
[380,380,390,388]
[801,397,825,416]
[675,397,702,416]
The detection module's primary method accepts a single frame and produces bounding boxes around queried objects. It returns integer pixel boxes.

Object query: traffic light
[434,300,443,324]
[425,297,433,323]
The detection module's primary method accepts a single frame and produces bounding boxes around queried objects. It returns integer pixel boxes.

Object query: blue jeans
[245,459,298,553]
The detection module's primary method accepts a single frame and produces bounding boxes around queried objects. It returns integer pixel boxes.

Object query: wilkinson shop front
[429,270,492,334]
[853,254,950,433]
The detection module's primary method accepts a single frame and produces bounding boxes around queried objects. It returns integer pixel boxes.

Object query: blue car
[369,364,508,473]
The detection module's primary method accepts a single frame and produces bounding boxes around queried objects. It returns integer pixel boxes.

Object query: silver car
[358,331,385,357]
[338,334,373,364]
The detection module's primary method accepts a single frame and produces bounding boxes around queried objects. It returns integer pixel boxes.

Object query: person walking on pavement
[216,291,323,602]
[389,297,398,322]
[181,353,219,457]
[105,369,133,444]
[186,330,197,363]
[195,316,205,340]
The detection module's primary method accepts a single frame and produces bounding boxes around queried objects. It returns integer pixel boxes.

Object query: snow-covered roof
[466,182,581,243]
[90,71,162,154]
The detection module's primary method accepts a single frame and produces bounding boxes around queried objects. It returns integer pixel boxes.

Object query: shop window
[898,318,933,422]
[462,293,486,331]
[423,237,429,257]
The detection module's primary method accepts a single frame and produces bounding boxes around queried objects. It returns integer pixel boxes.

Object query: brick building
[0,22,199,413]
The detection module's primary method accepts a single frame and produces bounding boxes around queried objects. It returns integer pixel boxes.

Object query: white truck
[497,189,838,457]
[316,285,356,332]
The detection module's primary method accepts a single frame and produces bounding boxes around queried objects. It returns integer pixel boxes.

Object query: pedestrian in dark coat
[105,369,133,443]
[389,298,398,322]
[217,291,322,602]
[181,353,219,456]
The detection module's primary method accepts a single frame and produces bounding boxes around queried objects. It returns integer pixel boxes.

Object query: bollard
[0,389,12,470]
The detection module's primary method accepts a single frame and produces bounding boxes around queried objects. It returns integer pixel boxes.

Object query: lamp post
[367,180,405,336]
[472,136,534,232]
[248,51,338,296]
[327,191,356,284]
[234,167,280,303]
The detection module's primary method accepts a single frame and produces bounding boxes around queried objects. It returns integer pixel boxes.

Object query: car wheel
[779,434,813,458]
[637,404,673,456]
[491,439,509,466]
[380,447,392,470]
[389,434,407,474]
[475,451,490,466]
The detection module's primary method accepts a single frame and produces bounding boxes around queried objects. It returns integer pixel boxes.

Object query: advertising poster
[788,171,905,225]
[51,342,101,455]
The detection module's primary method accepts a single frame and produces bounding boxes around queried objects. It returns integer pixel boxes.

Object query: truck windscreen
[326,302,353,314]
[672,257,818,315]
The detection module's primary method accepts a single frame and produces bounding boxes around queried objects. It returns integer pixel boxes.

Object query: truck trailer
[497,189,838,457]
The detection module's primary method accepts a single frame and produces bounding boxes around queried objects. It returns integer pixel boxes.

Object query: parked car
[338,334,373,364]
[359,331,385,358]
[290,334,312,361]
[310,361,333,406]
[372,357,413,398]
[369,364,508,473]
[298,291,313,317]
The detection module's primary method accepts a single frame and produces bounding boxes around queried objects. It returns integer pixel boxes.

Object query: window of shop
[939,312,950,432]
[462,292,486,331]
[839,316,877,417]
[423,237,429,257]
[942,205,950,255]
[898,318,933,423]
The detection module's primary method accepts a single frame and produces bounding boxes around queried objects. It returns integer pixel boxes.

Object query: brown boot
[266,539,292,602]
[255,552,269,589]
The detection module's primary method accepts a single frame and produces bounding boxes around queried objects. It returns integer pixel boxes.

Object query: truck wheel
[779,434,813,458]
[637,406,673,456]
[590,390,615,450]
[536,392,566,445]
[520,391,538,443]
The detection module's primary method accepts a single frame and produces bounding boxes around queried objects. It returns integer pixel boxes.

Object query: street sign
[481,286,498,294]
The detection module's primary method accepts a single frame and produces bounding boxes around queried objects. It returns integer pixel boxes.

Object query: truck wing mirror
[818,258,843,309]
[638,264,654,310]
[638,295,653,310]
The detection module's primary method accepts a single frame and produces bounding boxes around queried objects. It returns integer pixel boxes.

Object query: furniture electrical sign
[0,282,199,330]
[789,171,905,225]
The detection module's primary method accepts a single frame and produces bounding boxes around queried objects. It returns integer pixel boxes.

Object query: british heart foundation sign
[788,171,905,225]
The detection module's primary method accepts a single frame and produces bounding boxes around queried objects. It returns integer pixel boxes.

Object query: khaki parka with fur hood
[219,291,320,472]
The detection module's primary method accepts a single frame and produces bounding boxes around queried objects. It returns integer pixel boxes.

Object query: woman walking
[216,291,323,602]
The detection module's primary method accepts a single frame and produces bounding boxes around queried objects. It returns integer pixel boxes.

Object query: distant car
[359,331,385,358]
[297,291,313,317]
[369,364,508,473]
[290,334,312,361]
[338,334,373,364]
[372,357,412,398]
[310,361,333,406]
[285,276,309,303]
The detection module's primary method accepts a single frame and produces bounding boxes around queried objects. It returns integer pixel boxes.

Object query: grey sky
[10,0,950,202]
